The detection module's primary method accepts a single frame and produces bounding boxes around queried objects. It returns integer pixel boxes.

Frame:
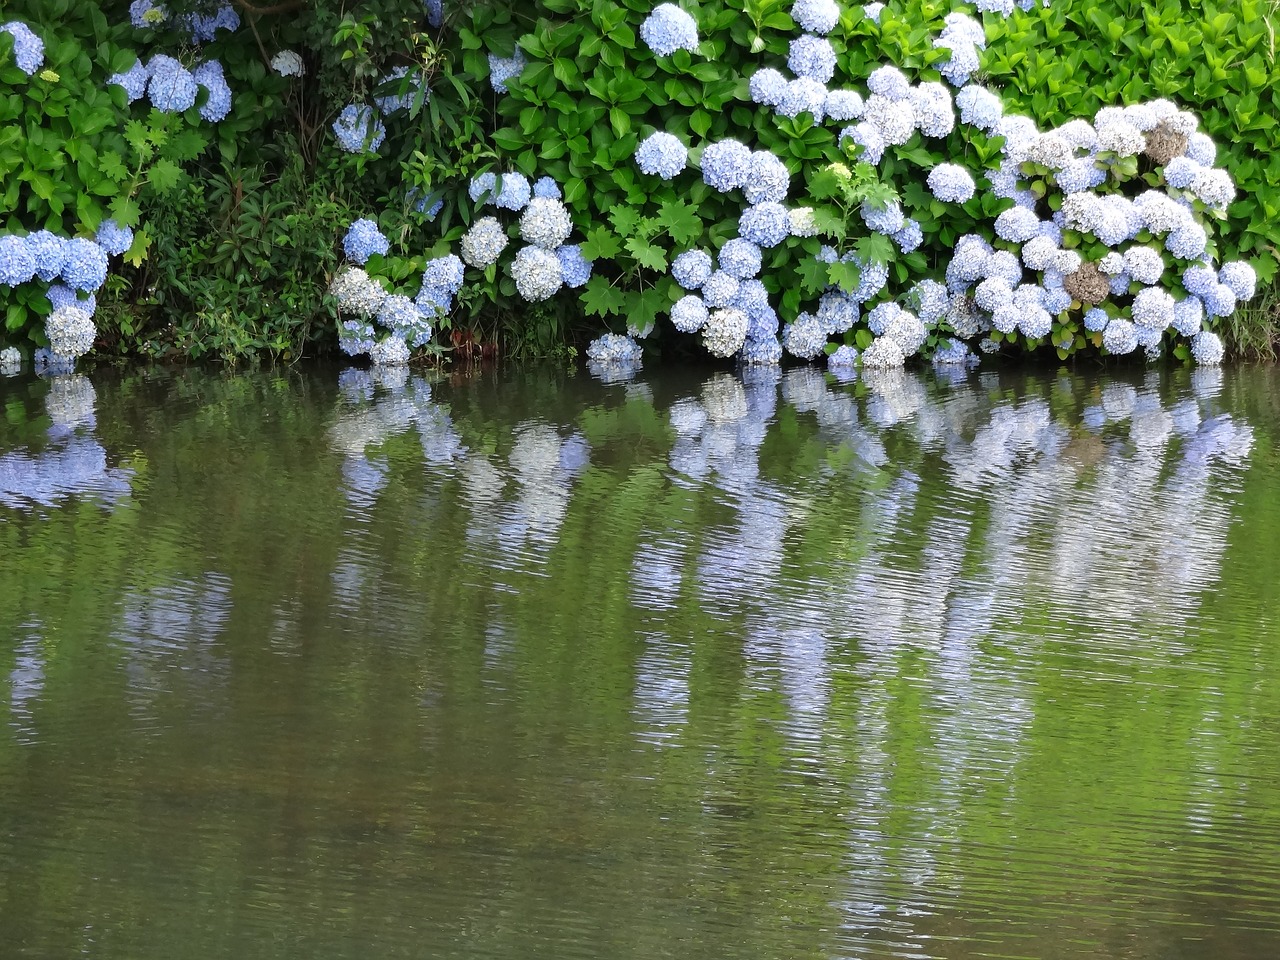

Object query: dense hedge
[0,0,1276,372]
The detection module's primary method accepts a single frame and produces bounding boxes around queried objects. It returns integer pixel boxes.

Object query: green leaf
[657,198,702,245]
[625,237,667,272]
[827,260,862,293]
[148,158,182,193]
[581,275,627,316]
[609,205,642,237]
[581,225,622,260]
[797,257,829,295]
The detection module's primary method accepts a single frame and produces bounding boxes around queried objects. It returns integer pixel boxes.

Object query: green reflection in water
[0,362,1278,959]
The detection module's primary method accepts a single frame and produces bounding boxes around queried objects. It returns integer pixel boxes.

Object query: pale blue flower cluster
[718,239,762,279]
[520,198,573,249]
[374,66,429,113]
[1,21,44,76]
[108,59,149,102]
[511,246,563,301]
[61,239,109,292]
[149,55,199,113]
[45,306,96,359]
[672,250,713,289]
[557,246,592,288]
[587,333,644,364]
[333,104,386,153]
[488,50,527,92]
[787,35,836,83]
[96,221,134,257]
[927,163,975,203]
[193,60,232,122]
[343,219,390,264]
[460,217,508,268]
[635,132,688,179]
[739,203,790,248]
[129,1,169,30]
[702,140,752,193]
[640,4,699,56]
[183,3,240,43]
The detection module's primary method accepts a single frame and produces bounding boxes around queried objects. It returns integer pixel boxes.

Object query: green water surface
[1,361,1278,959]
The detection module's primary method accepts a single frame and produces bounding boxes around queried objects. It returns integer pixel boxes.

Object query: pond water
[1,360,1279,959]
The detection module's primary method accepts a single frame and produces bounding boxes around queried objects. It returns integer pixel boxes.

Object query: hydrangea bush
[2,0,1276,370]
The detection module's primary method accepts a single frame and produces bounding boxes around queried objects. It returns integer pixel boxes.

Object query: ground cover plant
[0,0,1276,374]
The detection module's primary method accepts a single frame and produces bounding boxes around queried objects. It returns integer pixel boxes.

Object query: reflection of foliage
[0,365,1278,957]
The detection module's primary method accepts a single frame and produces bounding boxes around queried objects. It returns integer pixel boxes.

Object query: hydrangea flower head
[1219,261,1256,301]
[739,203,790,248]
[61,239,109,292]
[96,221,133,257]
[749,68,788,107]
[702,308,749,358]
[672,249,713,290]
[108,58,149,102]
[270,50,304,77]
[1190,331,1224,365]
[460,217,508,268]
[701,139,752,193]
[46,304,97,358]
[867,65,910,100]
[587,333,643,364]
[825,89,864,122]
[557,245,592,288]
[129,1,170,29]
[27,231,67,282]
[670,295,708,333]
[533,176,561,199]
[511,246,563,301]
[744,150,790,204]
[792,0,840,34]
[788,35,837,83]
[373,66,427,114]
[183,3,239,43]
[519,197,573,249]
[927,163,975,203]
[422,254,465,295]
[0,235,35,287]
[1,21,44,76]
[635,132,688,180]
[193,59,232,122]
[148,59,199,113]
[777,77,828,121]
[332,104,386,153]
[343,219,389,264]
[640,4,699,56]
[370,335,411,367]
[718,238,762,279]
[488,50,527,93]
[494,173,532,211]
[956,85,1002,132]
[860,198,904,235]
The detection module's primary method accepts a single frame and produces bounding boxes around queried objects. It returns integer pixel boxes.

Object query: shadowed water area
[1,361,1279,959]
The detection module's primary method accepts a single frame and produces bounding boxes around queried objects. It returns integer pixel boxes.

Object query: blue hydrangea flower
[332,104,386,153]
[994,207,1040,243]
[777,77,828,121]
[60,239,109,292]
[338,318,376,357]
[860,199,904,235]
[425,0,444,28]
[557,245,592,288]
[867,65,910,101]
[1182,264,1217,299]
[816,291,857,333]
[635,132,688,179]
[1190,330,1224,365]
[911,82,956,139]
[1083,307,1110,332]
[1185,133,1216,167]
[45,306,96,359]
[1132,287,1175,329]
[533,176,561,199]
[1,21,44,76]
[927,163,975,203]
[749,68,788,107]
[909,279,949,324]
[846,254,890,303]
[148,59,199,113]
[824,89,864,121]
[512,246,563,301]
[956,85,1002,132]
[718,238,762,279]
[744,150,790,204]
[670,295,708,333]
[739,203,790,248]
[788,35,837,83]
[342,219,389,264]
[108,58,149,102]
[27,231,67,282]
[1102,317,1138,354]
[701,140,752,193]
[469,172,497,203]
[792,0,840,34]
[488,50,527,93]
[828,344,859,368]
[1219,261,1256,301]
[863,3,885,23]
[377,294,420,332]
[96,220,133,257]
[742,337,783,365]
[0,235,35,287]
[1203,283,1237,318]
[893,219,923,253]
[1171,297,1203,337]
[840,122,884,164]
[935,38,979,87]
[373,66,428,113]
[1163,156,1201,190]
[640,4,699,56]
[587,333,643,364]
[672,250,713,290]
[701,270,739,308]
[182,3,239,43]
[370,335,411,367]
[422,254,465,294]
[782,313,827,360]
[46,284,94,315]
[129,1,170,29]
[494,173,532,211]
[192,59,232,121]
[519,197,573,249]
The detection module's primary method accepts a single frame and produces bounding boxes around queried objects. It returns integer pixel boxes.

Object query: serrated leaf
[797,256,829,295]
[854,233,895,265]
[124,227,151,268]
[827,260,862,293]
[625,237,667,272]
[635,217,662,239]
[580,225,622,260]
[627,286,666,338]
[581,275,627,317]
[811,207,846,240]
[657,197,702,245]
[148,158,182,193]
[124,119,152,162]
[165,129,208,163]
[99,150,130,183]
[808,168,842,201]
[608,205,642,237]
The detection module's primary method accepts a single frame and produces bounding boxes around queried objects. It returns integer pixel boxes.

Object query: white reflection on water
[0,375,132,509]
